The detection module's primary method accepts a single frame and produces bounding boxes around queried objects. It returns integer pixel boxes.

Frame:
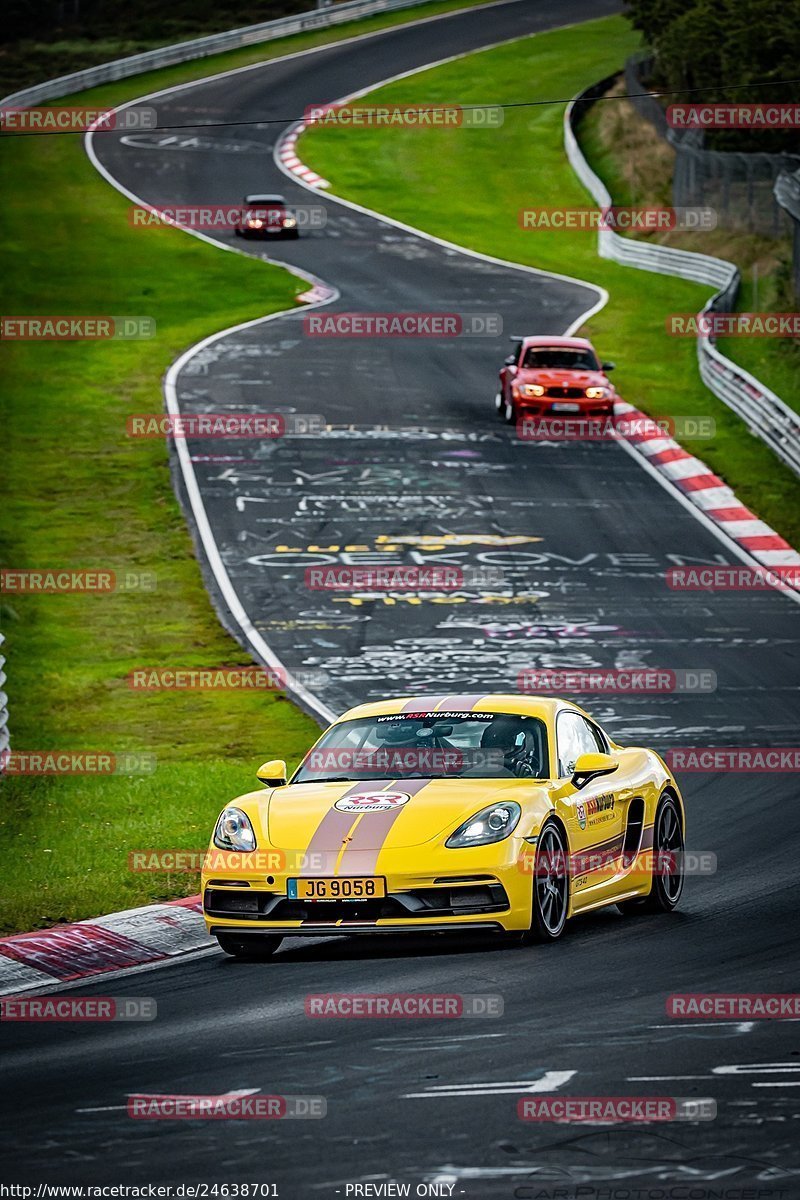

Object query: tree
[624,0,800,151]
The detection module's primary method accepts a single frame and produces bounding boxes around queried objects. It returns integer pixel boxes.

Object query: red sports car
[234,194,299,239]
[495,335,618,424]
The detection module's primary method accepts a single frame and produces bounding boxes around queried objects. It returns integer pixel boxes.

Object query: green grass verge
[2,2,797,936]
[0,122,323,935]
[0,0,505,936]
[0,0,500,937]
[299,12,800,546]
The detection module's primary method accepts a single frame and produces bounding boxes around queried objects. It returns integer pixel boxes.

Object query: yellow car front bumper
[202,837,535,936]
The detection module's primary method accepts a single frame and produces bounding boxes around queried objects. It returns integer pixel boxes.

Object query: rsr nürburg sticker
[334,791,411,813]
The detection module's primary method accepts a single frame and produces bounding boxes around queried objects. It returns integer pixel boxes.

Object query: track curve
[3,2,799,1193]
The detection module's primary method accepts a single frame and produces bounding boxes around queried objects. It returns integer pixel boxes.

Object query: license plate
[551,402,580,413]
[287,877,386,901]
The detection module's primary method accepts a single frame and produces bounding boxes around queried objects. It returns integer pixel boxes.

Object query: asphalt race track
[3,1,799,1194]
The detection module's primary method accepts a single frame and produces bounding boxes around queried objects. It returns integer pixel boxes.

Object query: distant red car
[234,194,299,239]
[495,335,618,424]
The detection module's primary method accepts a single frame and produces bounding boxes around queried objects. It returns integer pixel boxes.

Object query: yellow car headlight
[518,384,546,398]
[446,802,522,848]
[214,807,257,852]
[585,386,610,399]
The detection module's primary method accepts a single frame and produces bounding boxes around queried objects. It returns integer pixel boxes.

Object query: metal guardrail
[565,79,800,479]
[0,0,438,108]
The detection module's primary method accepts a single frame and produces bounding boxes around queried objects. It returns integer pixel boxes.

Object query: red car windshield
[245,206,285,217]
[522,347,599,371]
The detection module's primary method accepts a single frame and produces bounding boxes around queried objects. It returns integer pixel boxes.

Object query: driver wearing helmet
[480,715,540,778]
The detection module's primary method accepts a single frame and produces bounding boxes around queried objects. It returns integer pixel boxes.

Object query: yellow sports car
[202,694,685,958]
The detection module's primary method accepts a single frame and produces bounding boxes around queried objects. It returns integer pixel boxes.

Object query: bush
[624,0,800,152]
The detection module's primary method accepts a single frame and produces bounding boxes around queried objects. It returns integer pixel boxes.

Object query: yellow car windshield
[293,711,549,783]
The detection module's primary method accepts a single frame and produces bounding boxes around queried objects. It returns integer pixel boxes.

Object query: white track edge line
[12,11,791,991]
[84,6,800,740]
[276,58,800,604]
[273,20,611,310]
[86,136,341,723]
[81,0,532,118]
[83,11,612,727]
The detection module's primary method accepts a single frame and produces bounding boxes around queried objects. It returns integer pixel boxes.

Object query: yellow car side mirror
[571,752,619,790]
[256,759,287,787]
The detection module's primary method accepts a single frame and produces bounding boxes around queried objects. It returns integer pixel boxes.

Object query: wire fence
[774,168,800,297]
[566,77,800,480]
[624,57,800,238]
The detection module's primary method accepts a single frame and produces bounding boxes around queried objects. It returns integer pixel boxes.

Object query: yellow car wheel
[618,792,684,915]
[528,819,569,942]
